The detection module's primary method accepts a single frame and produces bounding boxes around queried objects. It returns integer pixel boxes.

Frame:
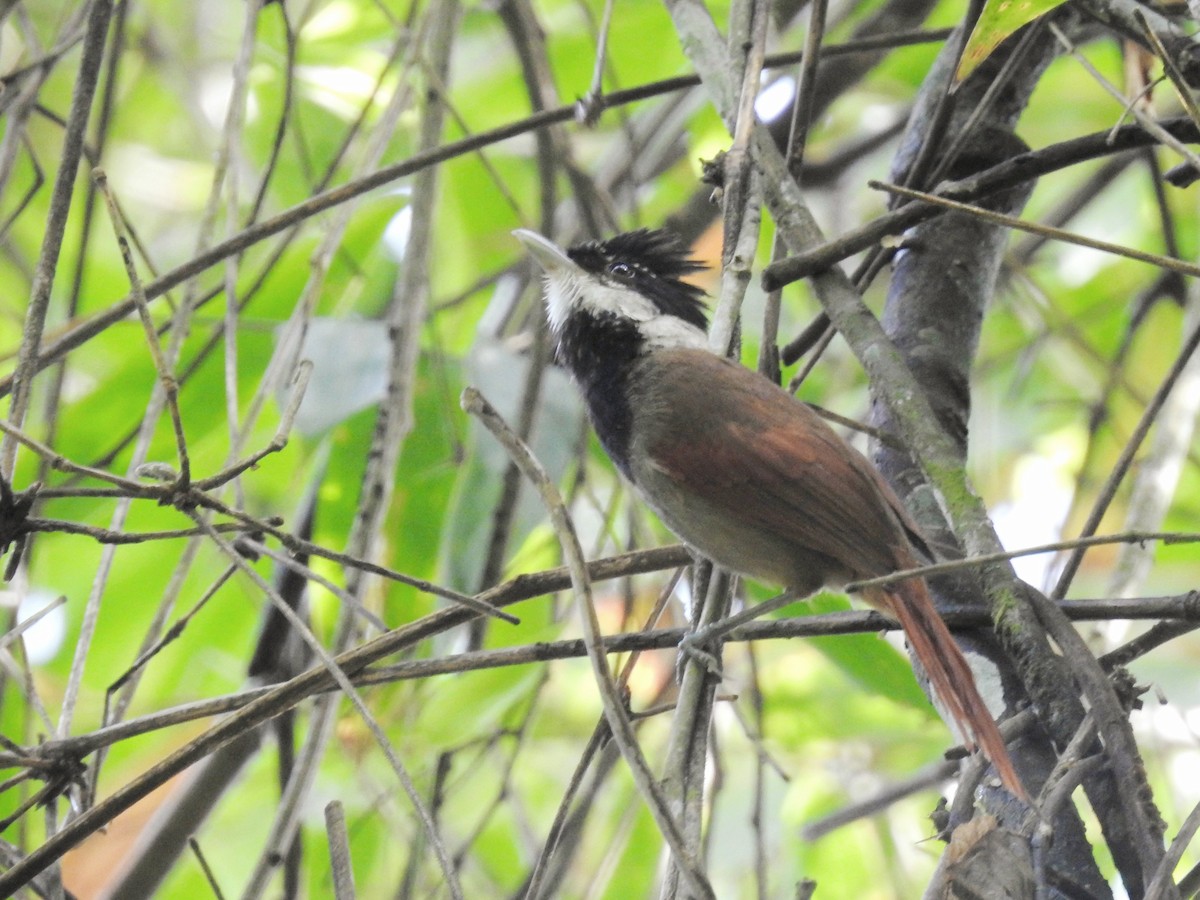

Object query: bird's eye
[609,262,634,280]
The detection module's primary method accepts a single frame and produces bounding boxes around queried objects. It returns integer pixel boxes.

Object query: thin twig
[325,801,356,900]
[190,512,464,900]
[1,0,113,477]
[93,167,191,487]
[215,0,262,509]
[0,31,959,401]
[0,595,66,655]
[872,179,1200,279]
[1052,317,1200,598]
[1145,799,1200,900]
[462,386,715,900]
[846,530,1200,593]
[760,117,1200,289]
[1049,21,1200,176]
[8,588,1196,769]
[188,837,227,900]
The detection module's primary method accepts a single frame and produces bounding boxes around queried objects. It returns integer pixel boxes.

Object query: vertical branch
[664,0,1167,892]
[852,22,1167,894]
[217,0,265,506]
[338,21,443,607]
[40,0,129,482]
[93,170,190,485]
[708,0,768,357]
[759,0,829,381]
[3,0,113,477]
[658,0,769,891]
[1052,318,1200,599]
[235,26,418,454]
[54,1,273,792]
[658,1,761,893]
[463,388,714,900]
[320,4,464,895]
[325,801,356,900]
[658,566,728,899]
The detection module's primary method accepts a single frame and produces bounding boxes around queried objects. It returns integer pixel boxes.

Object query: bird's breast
[625,351,852,594]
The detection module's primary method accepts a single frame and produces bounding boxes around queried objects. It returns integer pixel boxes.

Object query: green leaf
[957,0,1068,81]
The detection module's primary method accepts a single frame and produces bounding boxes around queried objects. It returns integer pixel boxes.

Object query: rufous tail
[862,582,1029,803]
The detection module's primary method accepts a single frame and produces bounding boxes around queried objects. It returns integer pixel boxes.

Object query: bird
[513,226,1027,802]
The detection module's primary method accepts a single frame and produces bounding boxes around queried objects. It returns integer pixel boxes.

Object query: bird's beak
[513,229,579,274]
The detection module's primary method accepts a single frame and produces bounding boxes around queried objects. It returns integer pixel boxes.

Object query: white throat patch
[544,270,707,351]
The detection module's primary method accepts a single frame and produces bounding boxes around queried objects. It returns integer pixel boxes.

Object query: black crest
[567,229,709,332]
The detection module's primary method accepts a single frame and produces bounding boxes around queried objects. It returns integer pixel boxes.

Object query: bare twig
[1146,799,1200,900]
[94,168,191,487]
[2,0,113,477]
[462,386,715,900]
[325,801,356,900]
[872,179,1200,280]
[1052,318,1200,599]
[0,33,959,402]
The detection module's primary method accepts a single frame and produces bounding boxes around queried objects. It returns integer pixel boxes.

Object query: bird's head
[514,228,709,353]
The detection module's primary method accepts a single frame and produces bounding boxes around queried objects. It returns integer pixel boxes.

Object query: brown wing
[633,351,1029,799]
[633,349,911,580]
